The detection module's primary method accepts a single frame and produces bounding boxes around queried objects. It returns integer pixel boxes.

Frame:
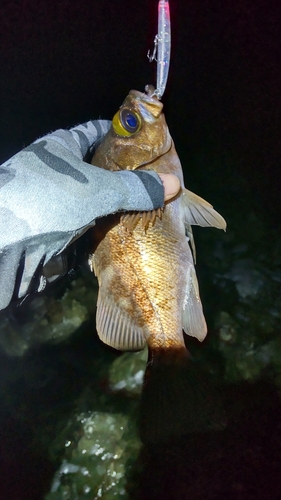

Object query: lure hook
[147,34,159,63]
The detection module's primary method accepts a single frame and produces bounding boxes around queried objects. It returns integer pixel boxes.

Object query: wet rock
[109,349,147,394]
[46,411,141,500]
[0,271,98,356]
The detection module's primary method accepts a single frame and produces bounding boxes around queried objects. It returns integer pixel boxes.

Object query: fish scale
[118,210,189,349]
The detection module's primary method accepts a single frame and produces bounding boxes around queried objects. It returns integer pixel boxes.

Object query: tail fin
[139,346,226,445]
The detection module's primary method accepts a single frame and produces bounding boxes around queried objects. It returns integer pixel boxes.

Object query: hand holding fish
[0,119,178,311]
[158,172,180,200]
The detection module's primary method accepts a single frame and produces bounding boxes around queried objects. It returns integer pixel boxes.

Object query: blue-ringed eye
[120,109,139,132]
[112,107,141,136]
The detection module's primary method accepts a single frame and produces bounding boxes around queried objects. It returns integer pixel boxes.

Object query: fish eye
[120,109,140,132]
[112,108,141,136]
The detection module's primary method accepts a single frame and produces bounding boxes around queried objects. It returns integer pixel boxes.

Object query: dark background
[1,0,280,225]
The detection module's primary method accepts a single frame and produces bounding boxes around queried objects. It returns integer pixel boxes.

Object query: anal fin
[182,264,207,342]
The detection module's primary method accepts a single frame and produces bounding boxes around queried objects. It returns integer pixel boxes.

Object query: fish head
[93,87,172,171]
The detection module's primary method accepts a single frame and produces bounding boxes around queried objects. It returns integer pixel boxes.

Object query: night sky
[1,0,281,222]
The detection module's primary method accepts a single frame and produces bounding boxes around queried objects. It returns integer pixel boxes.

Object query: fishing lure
[148,0,171,99]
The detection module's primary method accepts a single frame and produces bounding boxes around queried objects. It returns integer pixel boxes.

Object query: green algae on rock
[0,272,97,356]
[46,411,141,500]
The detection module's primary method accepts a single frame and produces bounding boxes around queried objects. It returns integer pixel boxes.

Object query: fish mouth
[129,86,162,105]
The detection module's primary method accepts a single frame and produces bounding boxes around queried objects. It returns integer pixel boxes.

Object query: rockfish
[90,86,226,441]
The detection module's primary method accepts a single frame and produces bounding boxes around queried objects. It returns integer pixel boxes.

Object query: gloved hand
[0,119,179,311]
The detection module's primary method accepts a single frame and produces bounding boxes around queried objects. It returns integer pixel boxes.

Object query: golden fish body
[90,89,226,354]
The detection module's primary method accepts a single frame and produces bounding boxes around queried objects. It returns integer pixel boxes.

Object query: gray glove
[0,119,164,311]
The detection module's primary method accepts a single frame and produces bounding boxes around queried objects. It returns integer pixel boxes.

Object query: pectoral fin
[182,263,207,342]
[181,188,227,230]
[96,291,147,351]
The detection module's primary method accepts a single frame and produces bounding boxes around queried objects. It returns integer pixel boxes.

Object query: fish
[89,86,227,442]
